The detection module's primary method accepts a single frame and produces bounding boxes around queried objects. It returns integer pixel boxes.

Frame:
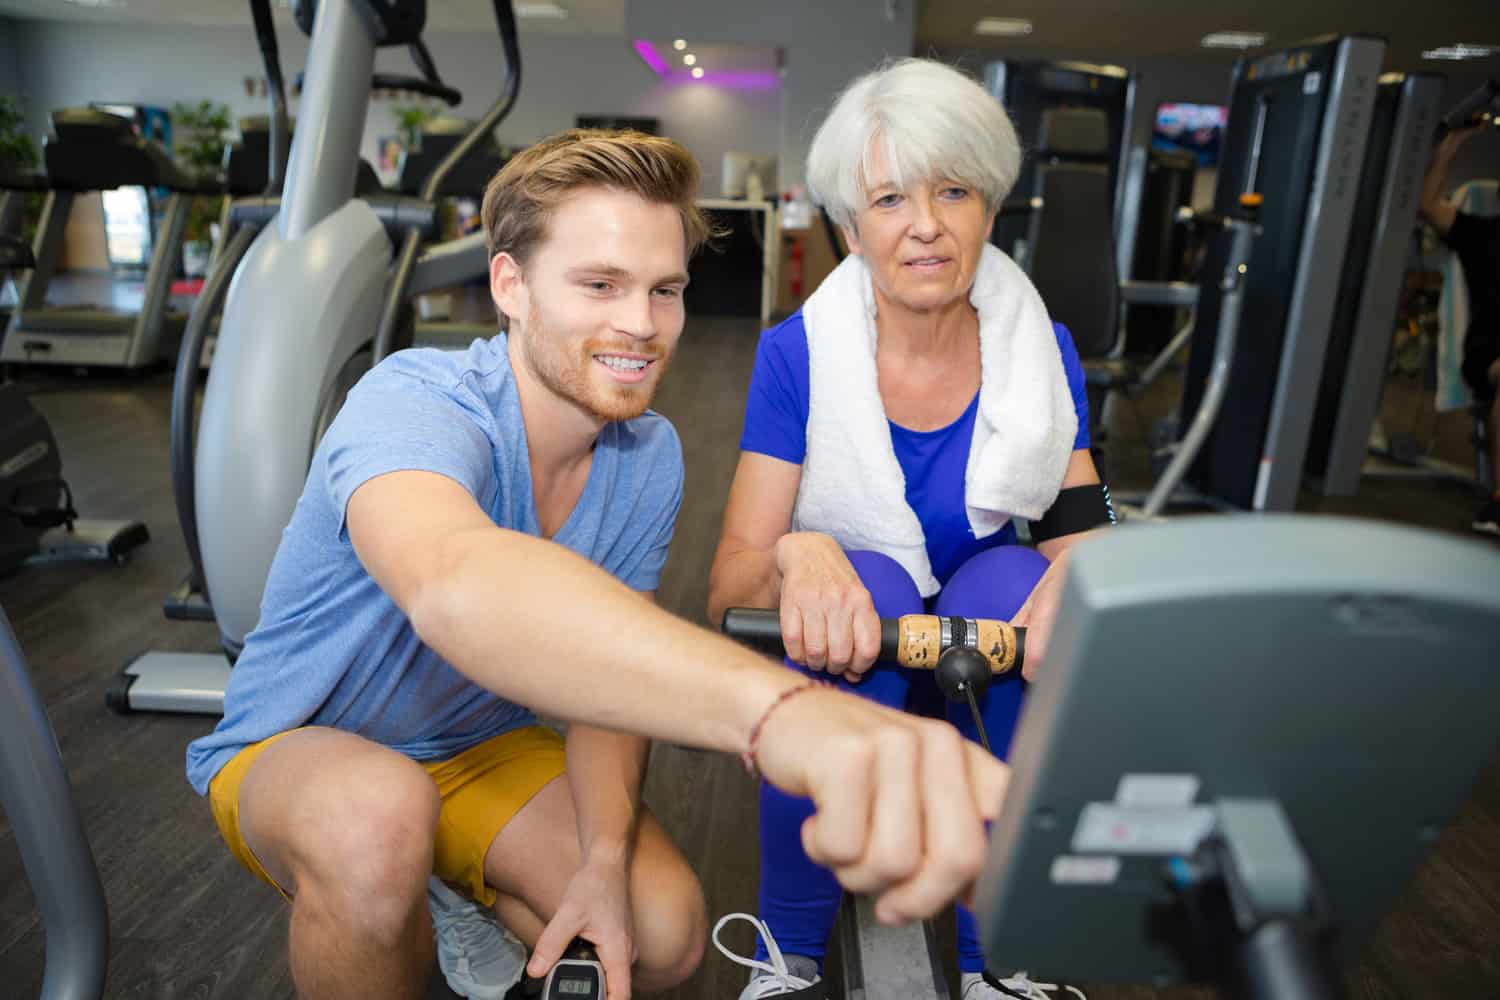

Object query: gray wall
[3,16,780,196]
[0,18,21,105]
[627,0,917,189]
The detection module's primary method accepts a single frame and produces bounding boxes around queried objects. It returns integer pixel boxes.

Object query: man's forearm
[409,527,796,755]
[565,724,648,864]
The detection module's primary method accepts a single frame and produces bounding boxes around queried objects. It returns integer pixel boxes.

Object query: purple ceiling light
[633,39,670,75]
[633,39,782,92]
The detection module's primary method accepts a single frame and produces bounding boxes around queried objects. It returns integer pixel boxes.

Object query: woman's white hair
[806,58,1021,228]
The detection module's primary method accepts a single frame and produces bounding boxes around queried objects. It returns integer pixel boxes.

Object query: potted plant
[170,99,232,276]
[0,96,43,239]
[391,100,440,158]
[390,101,451,317]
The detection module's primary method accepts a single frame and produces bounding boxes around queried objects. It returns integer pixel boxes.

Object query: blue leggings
[754,545,1049,975]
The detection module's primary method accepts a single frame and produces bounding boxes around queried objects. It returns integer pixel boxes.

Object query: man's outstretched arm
[347,468,1012,923]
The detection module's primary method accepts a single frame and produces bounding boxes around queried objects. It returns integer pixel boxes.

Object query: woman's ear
[840,221,863,257]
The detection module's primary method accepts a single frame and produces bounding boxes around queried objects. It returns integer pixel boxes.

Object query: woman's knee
[935,545,1050,620]
[844,550,924,617]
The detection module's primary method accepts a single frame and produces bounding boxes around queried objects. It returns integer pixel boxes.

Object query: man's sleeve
[614,421,685,592]
[323,369,497,540]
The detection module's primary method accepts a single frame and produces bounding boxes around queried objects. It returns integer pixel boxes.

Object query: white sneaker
[712,913,824,999]
[962,970,1087,999]
[427,877,527,999]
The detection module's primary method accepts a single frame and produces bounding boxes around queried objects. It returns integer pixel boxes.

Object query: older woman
[707,59,1109,999]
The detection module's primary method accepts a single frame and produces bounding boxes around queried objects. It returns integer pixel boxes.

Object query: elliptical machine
[0,601,109,1000]
[112,0,517,713]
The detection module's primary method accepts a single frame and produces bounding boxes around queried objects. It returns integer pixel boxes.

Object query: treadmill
[0,161,47,328]
[2,108,212,369]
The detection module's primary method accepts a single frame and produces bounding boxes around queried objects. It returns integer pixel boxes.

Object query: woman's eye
[875,193,902,208]
[942,186,969,200]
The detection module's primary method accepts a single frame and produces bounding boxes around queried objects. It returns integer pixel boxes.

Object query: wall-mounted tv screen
[1152,102,1227,166]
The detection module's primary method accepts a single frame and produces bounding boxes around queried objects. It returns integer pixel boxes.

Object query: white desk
[696,197,779,326]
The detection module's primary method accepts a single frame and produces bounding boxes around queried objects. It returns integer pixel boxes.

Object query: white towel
[1437,180,1499,413]
[792,243,1077,596]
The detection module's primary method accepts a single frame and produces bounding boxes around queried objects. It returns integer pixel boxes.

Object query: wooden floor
[1,315,1497,1000]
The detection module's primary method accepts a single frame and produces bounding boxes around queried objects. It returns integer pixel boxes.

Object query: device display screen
[1152,102,1228,166]
[556,977,593,995]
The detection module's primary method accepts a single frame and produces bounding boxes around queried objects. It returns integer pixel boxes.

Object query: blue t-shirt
[739,311,1090,586]
[186,336,684,795]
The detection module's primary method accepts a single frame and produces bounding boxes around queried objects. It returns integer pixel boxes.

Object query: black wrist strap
[1030,484,1117,542]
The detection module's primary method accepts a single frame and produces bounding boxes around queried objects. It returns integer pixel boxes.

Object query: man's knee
[632,847,707,988]
[281,756,440,931]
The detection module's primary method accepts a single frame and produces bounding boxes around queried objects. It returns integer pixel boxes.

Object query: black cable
[248,0,291,193]
[170,222,259,603]
[409,38,443,87]
[964,685,991,754]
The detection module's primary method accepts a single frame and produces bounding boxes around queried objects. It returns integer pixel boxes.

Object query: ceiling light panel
[975,18,1033,37]
[1202,31,1269,50]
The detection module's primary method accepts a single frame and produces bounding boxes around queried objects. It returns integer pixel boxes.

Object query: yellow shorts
[207,725,566,907]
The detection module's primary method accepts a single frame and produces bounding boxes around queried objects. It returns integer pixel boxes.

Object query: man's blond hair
[482,128,712,266]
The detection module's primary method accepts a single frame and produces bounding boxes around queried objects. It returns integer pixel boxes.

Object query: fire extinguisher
[789,238,804,299]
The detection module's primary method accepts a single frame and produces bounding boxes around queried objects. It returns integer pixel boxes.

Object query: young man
[185,129,1012,1000]
[1421,122,1500,536]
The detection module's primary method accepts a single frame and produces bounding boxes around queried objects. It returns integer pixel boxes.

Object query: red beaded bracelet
[741,679,826,776]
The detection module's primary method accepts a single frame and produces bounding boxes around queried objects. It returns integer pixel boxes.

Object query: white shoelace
[711,911,1081,1000]
[711,912,816,996]
[968,971,1087,1000]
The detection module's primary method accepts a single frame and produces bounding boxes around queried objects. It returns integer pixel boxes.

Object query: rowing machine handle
[721,608,1025,677]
